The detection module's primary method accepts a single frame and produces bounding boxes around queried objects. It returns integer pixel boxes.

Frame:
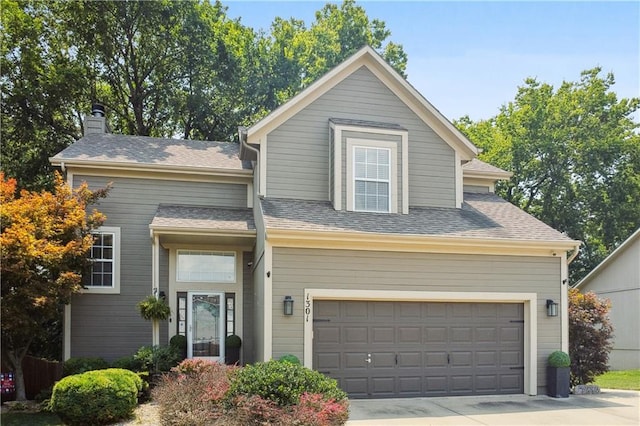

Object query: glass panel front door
[187,292,224,360]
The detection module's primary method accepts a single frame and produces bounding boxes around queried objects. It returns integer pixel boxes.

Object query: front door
[187,292,225,361]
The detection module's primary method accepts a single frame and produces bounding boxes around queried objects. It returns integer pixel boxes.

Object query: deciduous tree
[456,69,640,281]
[568,289,614,386]
[0,172,109,400]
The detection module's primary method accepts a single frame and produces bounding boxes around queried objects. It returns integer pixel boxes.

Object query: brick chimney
[83,103,110,135]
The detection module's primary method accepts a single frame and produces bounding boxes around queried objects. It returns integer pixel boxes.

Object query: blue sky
[225,1,639,122]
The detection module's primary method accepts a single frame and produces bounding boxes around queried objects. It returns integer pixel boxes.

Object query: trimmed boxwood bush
[169,334,188,360]
[548,351,571,367]
[279,354,301,365]
[62,357,110,376]
[50,368,143,425]
[226,360,347,407]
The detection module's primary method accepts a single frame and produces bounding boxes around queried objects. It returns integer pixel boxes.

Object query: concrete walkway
[346,390,640,425]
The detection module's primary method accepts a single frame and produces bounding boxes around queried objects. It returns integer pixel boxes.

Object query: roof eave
[266,227,580,255]
[463,170,513,180]
[50,158,253,179]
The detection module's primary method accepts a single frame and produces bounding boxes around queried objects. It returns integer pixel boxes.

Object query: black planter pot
[547,366,570,398]
[225,347,240,365]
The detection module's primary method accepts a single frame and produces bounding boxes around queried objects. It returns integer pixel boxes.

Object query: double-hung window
[346,138,398,213]
[84,227,120,293]
[354,147,391,212]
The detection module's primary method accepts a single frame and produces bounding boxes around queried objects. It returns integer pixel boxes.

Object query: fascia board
[50,158,252,179]
[266,228,581,255]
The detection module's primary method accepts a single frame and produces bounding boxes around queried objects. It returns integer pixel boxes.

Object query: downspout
[567,243,581,265]
[239,126,260,158]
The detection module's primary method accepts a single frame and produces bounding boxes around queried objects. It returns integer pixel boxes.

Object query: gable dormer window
[330,118,408,214]
[346,139,398,213]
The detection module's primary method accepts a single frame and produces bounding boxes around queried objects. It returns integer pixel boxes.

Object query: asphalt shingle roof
[52,133,252,170]
[151,205,255,231]
[462,159,511,176]
[260,193,574,242]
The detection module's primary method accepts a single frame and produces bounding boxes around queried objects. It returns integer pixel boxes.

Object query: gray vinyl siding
[266,66,456,208]
[270,248,561,395]
[70,175,247,361]
[242,251,255,364]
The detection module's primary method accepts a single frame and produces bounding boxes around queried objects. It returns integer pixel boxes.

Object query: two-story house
[51,46,580,398]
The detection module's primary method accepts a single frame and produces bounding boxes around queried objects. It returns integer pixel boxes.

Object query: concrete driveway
[346,390,639,425]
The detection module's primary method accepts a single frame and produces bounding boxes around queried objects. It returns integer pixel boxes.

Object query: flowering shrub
[154,359,349,425]
[152,360,237,426]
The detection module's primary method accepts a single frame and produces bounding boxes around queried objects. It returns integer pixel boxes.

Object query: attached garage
[313,300,524,398]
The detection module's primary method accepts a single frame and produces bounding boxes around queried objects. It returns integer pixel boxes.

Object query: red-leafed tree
[0,172,109,400]
[568,288,614,386]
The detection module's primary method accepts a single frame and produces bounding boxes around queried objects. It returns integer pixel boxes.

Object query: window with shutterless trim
[83,226,121,294]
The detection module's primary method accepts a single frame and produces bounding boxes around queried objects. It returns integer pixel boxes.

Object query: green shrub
[62,357,110,376]
[548,351,571,368]
[278,354,301,365]
[169,334,188,360]
[134,345,180,373]
[225,334,242,348]
[50,368,142,425]
[226,360,347,407]
[111,354,145,371]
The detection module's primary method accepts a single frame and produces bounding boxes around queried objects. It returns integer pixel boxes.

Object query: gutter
[239,126,260,159]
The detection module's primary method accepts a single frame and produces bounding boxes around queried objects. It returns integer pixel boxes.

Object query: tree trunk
[6,350,27,401]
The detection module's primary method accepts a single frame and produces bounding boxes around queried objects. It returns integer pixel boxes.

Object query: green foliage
[226,360,347,407]
[137,295,171,321]
[1,173,108,400]
[279,354,301,365]
[50,368,141,425]
[455,69,640,283]
[169,334,188,360]
[111,355,145,372]
[62,357,110,377]
[569,289,614,386]
[547,351,571,368]
[133,345,180,374]
[225,334,242,348]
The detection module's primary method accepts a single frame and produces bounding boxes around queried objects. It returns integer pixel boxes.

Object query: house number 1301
[305,294,311,322]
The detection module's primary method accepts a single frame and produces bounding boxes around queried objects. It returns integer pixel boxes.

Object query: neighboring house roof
[150,204,255,232]
[261,192,577,247]
[462,159,513,180]
[246,46,479,160]
[574,227,640,289]
[50,133,252,173]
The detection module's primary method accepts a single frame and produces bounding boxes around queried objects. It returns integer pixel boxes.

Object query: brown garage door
[313,300,524,398]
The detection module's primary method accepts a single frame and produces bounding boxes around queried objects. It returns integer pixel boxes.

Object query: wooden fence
[2,356,63,400]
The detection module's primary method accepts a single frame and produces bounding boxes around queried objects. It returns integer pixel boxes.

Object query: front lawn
[594,369,640,390]
[1,412,64,426]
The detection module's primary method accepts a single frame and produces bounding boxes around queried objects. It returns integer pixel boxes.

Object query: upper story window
[330,119,408,214]
[346,138,399,213]
[177,250,236,283]
[354,147,390,212]
[84,227,120,294]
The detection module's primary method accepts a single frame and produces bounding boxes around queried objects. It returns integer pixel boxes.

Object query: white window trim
[83,226,121,294]
[331,123,408,213]
[176,250,237,283]
[346,138,398,213]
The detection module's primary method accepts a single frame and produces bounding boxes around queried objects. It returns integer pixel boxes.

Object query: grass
[594,369,640,391]
[1,412,64,426]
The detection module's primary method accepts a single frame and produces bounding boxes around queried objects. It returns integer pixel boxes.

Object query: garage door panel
[476,351,498,367]
[425,327,447,343]
[372,327,394,343]
[451,327,472,342]
[425,352,448,367]
[398,352,422,367]
[313,300,524,398]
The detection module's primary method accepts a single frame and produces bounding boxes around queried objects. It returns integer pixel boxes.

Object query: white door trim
[187,292,225,361]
